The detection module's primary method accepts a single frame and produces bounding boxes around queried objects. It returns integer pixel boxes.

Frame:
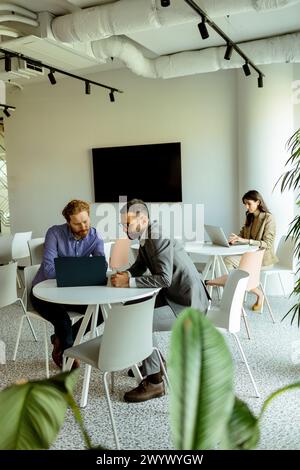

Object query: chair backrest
[12,231,32,260]
[103,241,114,267]
[28,238,45,265]
[24,264,40,311]
[0,234,13,264]
[239,249,265,291]
[110,238,131,270]
[219,269,250,333]
[0,262,18,308]
[276,235,295,270]
[98,293,157,372]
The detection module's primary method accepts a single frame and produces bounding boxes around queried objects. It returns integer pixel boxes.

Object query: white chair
[261,235,295,297]
[0,234,13,264]
[63,292,168,449]
[0,262,38,360]
[12,231,32,289]
[16,264,85,377]
[103,241,114,268]
[28,238,45,265]
[207,269,260,398]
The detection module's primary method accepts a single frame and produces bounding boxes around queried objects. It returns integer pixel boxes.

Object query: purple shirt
[32,223,105,287]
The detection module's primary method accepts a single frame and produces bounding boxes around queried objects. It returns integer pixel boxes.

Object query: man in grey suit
[111,199,210,402]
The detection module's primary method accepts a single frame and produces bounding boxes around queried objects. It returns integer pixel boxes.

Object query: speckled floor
[0,292,300,450]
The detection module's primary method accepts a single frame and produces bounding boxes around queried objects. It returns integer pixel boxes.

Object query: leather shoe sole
[124,378,165,403]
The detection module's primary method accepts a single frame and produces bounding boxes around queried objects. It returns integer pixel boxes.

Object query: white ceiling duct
[0,3,37,19]
[51,0,300,43]
[91,31,300,79]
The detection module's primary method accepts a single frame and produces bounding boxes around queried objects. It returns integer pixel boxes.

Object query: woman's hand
[111,271,130,287]
[228,233,248,245]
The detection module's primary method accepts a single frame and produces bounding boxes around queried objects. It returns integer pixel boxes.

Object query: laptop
[54,256,107,287]
[204,225,243,248]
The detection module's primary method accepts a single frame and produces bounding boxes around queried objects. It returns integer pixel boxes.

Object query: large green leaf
[223,398,259,450]
[0,370,79,450]
[169,308,234,450]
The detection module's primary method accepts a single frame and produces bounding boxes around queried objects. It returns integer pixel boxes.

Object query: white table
[184,242,258,296]
[33,280,160,406]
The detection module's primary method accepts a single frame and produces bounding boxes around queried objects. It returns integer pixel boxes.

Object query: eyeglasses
[119,222,129,228]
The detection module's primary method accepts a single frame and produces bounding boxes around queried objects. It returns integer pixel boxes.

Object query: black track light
[3,108,10,118]
[224,43,233,60]
[85,81,91,95]
[161,0,170,6]
[48,69,56,85]
[198,15,209,40]
[243,61,251,77]
[109,90,115,102]
[258,74,263,88]
[5,54,11,72]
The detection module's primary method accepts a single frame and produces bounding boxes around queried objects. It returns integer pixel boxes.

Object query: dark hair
[62,199,90,222]
[120,199,149,218]
[242,190,269,226]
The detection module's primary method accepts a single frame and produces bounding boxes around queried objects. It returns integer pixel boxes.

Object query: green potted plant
[277,128,300,325]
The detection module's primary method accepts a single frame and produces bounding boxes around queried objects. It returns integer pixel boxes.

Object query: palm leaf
[0,370,79,450]
[169,308,234,450]
[223,398,259,450]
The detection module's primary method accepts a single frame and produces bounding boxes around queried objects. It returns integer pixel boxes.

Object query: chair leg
[241,307,251,340]
[111,372,115,394]
[153,346,170,388]
[80,364,92,408]
[43,323,49,378]
[103,371,120,450]
[16,270,22,289]
[278,272,286,297]
[232,333,260,398]
[19,299,37,341]
[259,283,276,324]
[13,315,24,360]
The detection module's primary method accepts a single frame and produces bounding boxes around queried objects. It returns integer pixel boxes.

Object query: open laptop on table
[54,256,107,287]
[204,225,244,248]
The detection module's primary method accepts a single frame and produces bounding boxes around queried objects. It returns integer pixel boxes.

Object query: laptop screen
[54,256,107,287]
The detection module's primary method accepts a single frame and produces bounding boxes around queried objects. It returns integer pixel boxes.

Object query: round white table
[33,280,160,407]
[184,242,258,295]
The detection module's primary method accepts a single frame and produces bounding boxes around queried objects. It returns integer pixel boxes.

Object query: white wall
[5,68,238,237]
[294,64,300,130]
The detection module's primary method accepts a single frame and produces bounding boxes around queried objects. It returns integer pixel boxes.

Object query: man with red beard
[31,199,105,368]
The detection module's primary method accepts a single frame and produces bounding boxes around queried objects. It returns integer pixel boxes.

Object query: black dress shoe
[124,378,165,403]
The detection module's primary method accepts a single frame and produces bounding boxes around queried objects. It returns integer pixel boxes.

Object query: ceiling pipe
[51,0,300,43]
[0,3,37,19]
[91,31,300,79]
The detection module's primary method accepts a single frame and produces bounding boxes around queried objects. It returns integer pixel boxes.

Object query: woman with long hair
[206,190,278,310]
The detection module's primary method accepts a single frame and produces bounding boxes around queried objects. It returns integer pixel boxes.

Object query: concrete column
[237,64,295,295]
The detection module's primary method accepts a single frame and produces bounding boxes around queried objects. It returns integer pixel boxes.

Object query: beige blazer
[239,212,278,266]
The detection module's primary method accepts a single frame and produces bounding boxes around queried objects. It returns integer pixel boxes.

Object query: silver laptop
[204,225,230,247]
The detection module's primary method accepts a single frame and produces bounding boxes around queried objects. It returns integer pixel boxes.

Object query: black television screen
[92,142,182,203]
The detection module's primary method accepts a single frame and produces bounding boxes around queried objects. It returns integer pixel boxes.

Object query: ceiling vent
[0,57,44,80]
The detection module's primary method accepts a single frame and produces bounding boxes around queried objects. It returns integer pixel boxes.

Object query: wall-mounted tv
[92,142,182,203]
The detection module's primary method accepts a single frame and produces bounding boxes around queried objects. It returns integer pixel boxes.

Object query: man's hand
[111,271,130,287]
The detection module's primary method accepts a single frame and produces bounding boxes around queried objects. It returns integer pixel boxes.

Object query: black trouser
[30,290,104,351]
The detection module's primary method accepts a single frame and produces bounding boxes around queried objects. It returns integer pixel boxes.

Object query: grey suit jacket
[128,221,209,316]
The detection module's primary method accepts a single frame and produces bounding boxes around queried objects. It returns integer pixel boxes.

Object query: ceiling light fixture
[48,69,56,85]
[161,0,170,6]
[85,81,91,95]
[243,61,251,77]
[258,74,264,88]
[109,90,115,102]
[4,54,11,72]
[224,43,233,60]
[198,15,209,40]
[0,47,123,99]
[184,0,265,85]
[0,104,15,118]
